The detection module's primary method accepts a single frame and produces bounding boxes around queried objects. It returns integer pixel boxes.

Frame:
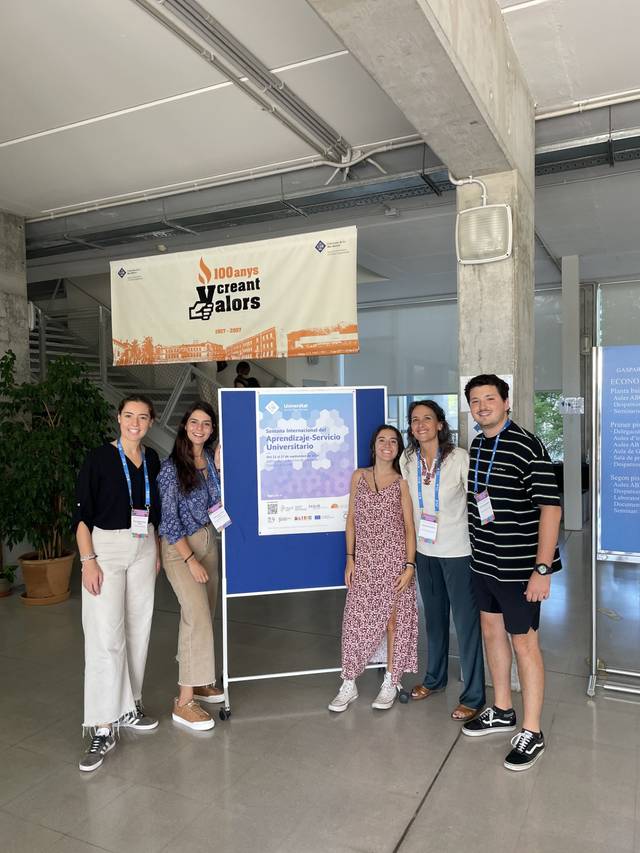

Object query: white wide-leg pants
[82,526,157,727]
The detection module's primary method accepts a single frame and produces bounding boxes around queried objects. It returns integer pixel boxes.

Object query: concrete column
[457,169,535,445]
[309,0,536,440]
[0,211,29,381]
[561,255,583,530]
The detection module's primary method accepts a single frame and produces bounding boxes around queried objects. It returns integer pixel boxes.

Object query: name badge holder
[417,451,440,545]
[473,421,510,526]
[117,439,150,538]
[208,503,232,531]
[204,458,232,531]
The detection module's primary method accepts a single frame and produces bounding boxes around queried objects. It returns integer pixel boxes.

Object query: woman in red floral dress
[328,425,418,713]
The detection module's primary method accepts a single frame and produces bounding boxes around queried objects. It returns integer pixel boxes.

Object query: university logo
[315,240,326,253]
[117,268,127,278]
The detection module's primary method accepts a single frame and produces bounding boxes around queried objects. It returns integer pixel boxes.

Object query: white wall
[344,293,564,395]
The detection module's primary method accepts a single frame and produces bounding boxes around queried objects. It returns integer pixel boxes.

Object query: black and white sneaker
[504,729,545,771]
[79,727,115,772]
[462,705,517,737]
[120,700,159,731]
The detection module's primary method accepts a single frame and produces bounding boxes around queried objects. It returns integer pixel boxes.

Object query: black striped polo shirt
[467,420,562,582]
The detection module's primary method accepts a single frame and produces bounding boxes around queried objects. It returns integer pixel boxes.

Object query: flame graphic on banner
[197,257,211,285]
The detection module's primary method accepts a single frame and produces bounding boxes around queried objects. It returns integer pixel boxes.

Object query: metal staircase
[29,303,212,456]
[28,282,291,456]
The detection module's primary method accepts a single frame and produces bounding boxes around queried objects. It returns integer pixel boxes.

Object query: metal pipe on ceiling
[164,0,350,159]
[131,0,332,157]
[536,88,640,121]
[29,136,424,222]
[132,0,350,161]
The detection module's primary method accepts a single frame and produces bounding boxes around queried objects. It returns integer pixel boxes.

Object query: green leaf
[0,353,113,558]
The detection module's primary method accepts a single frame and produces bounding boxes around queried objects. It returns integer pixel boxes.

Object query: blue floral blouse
[157,452,221,544]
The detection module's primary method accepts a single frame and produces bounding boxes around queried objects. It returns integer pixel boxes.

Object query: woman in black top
[74,395,161,773]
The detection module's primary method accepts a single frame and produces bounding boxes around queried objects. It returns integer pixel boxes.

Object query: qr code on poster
[267,502,278,515]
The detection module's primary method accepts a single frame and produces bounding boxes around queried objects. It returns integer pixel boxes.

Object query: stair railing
[31,294,292,436]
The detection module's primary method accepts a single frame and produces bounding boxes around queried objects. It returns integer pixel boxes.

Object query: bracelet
[184,551,195,564]
[346,553,354,558]
[80,553,97,563]
[405,562,416,569]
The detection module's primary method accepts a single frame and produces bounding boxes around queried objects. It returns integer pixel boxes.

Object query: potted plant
[0,351,112,605]
[0,563,17,598]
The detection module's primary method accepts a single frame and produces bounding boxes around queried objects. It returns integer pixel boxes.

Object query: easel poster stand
[217,386,387,718]
[589,345,640,696]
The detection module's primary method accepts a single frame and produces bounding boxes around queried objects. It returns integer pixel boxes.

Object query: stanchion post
[587,347,599,697]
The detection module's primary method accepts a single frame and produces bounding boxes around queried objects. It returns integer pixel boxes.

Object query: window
[388,394,459,445]
[534,391,563,461]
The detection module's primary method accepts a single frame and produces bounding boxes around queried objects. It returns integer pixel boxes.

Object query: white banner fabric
[110,226,358,366]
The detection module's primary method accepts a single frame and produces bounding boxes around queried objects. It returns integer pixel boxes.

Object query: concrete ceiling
[0,0,415,217]
[499,0,640,113]
[3,0,640,302]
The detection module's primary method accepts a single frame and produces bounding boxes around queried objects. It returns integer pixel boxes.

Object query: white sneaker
[328,679,358,712]
[372,672,397,710]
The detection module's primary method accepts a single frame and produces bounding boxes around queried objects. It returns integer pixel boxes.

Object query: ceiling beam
[308,0,535,195]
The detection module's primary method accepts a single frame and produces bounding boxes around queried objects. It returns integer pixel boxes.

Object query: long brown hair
[369,424,405,474]
[170,401,218,493]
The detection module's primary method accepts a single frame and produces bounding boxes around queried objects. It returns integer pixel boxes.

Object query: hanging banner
[597,345,640,560]
[256,388,357,536]
[110,227,358,366]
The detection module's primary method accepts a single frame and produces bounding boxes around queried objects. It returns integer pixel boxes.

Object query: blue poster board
[219,387,386,594]
[598,345,640,559]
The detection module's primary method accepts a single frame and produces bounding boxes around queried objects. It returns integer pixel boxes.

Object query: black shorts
[471,572,540,635]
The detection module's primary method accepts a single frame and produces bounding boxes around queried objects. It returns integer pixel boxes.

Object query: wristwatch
[534,562,551,576]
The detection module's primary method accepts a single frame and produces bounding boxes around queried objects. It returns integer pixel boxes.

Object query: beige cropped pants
[82,525,157,728]
[161,524,219,687]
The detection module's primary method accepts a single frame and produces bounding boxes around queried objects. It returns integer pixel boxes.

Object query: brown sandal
[410,684,443,701]
[451,704,480,721]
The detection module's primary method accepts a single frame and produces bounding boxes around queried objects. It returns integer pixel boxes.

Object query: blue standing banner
[216,386,387,718]
[598,345,640,560]
[219,386,386,594]
[589,345,640,698]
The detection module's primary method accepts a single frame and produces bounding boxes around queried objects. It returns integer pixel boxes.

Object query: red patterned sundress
[341,474,418,686]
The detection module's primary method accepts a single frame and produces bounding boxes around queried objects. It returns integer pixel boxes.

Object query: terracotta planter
[0,577,11,598]
[19,551,75,606]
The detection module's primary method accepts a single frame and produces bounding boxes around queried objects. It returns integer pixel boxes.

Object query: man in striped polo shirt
[461,374,562,771]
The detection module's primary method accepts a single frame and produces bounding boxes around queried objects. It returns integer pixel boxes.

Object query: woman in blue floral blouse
[158,400,223,731]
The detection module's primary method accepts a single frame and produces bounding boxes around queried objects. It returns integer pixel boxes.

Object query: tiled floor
[1,528,639,853]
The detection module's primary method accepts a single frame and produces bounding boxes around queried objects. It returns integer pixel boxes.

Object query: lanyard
[117,439,150,508]
[205,456,221,496]
[473,420,511,494]
[417,450,441,514]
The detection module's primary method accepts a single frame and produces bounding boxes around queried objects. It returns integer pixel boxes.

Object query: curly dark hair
[405,399,455,463]
[169,400,218,493]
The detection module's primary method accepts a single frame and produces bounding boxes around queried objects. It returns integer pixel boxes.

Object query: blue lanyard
[117,439,150,509]
[473,420,511,494]
[416,450,441,514]
[205,455,221,497]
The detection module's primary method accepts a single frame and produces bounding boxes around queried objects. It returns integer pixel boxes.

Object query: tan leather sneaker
[172,699,215,731]
[193,685,225,704]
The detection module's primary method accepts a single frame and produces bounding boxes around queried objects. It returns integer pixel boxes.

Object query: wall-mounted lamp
[449,172,513,265]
